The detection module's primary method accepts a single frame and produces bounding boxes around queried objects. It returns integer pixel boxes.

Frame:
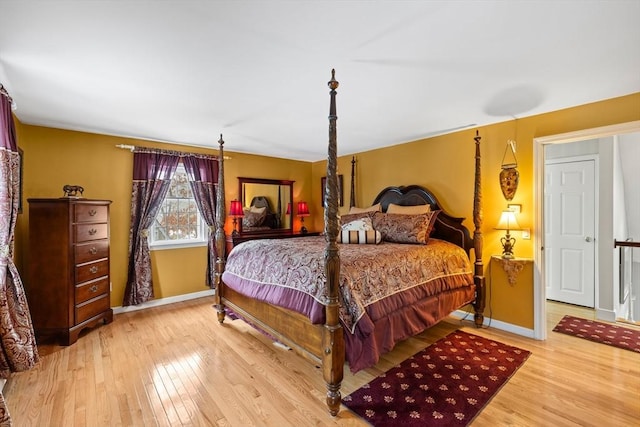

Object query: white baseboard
[451,310,536,339]
[113,289,215,314]
[596,308,617,322]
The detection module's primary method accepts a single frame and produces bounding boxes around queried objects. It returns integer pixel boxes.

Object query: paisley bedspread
[221,236,474,335]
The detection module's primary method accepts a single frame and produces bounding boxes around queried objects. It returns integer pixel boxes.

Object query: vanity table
[227,176,320,254]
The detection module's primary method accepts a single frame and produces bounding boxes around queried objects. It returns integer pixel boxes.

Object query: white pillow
[386,203,431,215]
[341,218,373,231]
[250,206,267,214]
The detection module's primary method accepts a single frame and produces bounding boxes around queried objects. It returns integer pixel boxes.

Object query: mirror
[238,177,294,234]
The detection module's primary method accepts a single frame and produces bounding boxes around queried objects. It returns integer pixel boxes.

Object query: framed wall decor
[321,174,343,207]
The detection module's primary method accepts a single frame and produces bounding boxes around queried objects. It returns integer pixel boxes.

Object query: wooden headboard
[372,185,474,254]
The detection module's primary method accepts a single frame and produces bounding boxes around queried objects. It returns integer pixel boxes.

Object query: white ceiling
[1,1,639,161]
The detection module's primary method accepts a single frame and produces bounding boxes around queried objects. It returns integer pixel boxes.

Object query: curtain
[182,155,219,287]
[0,92,39,424]
[122,150,179,306]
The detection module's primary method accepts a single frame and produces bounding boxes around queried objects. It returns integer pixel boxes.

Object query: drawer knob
[88,228,97,235]
[89,247,98,255]
[89,266,98,274]
[89,209,97,216]
[90,284,99,293]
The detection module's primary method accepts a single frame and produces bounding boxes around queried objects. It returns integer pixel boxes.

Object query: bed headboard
[372,185,474,254]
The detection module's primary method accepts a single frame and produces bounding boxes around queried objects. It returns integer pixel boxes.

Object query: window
[150,162,208,249]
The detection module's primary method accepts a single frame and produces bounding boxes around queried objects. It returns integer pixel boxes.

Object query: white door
[545,158,596,307]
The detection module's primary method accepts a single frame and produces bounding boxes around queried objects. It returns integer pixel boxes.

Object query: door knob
[585,236,593,242]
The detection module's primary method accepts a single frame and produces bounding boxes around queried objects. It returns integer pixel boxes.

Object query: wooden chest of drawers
[27,198,113,345]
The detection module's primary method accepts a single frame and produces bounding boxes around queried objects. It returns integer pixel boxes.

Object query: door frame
[533,120,640,340]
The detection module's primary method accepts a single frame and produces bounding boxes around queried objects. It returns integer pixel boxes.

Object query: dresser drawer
[75,204,108,223]
[75,240,109,264]
[76,293,110,324]
[76,259,109,284]
[75,223,108,242]
[76,277,109,305]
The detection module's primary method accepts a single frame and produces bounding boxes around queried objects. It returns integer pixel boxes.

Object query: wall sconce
[229,199,244,236]
[297,201,310,234]
[499,139,519,201]
[495,209,520,259]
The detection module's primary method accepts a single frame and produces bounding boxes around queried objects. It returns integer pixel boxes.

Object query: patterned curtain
[122,149,179,306]
[0,91,39,424]
[182,155,219,287]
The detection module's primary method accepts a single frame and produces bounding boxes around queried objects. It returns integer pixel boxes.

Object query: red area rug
[553,315,640,353]
[342,330,530,426]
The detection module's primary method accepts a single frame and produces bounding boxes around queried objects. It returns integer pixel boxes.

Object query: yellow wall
[14,124,314,307]
[312,92,640,328]
[14,92,640,328]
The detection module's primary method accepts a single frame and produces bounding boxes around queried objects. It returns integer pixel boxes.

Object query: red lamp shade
[297,201,310,217]
[229,200,244,217]
[286,202,291,215]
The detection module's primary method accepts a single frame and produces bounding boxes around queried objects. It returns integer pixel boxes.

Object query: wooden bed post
[323,69,345,416]
[473,130,486,327]
[214,134,227,323]
[349,156,356,208]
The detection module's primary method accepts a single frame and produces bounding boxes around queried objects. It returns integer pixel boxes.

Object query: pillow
[341,218,373,231]
[337,229,382,244]
[242,209,266,227]
[372,211,439,244]
[249,205,267,214]
[386,203,431,215]
[339,211,376,226]
[348,203,381,214]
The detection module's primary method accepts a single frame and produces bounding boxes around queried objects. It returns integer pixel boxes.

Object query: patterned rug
[553,315,640,353]
[342,330,530,426]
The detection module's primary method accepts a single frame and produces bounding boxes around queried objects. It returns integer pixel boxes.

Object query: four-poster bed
[211,70,485,416]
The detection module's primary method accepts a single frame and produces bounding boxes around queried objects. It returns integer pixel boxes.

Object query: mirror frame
[238,177,295,235]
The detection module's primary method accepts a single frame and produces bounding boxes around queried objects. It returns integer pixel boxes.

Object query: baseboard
[451,310,536,339]
[596,308,617,322]
[113,289,215,314]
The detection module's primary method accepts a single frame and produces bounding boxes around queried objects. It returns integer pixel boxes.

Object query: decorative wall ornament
[499,139,519,201]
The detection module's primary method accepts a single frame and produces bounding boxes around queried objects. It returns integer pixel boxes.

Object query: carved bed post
[349,156,356,208]
[323,69,345,416]
[473,130,486,327]
[214,134,227,323]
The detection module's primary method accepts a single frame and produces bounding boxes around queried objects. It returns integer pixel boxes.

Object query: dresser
[27,198,113,345]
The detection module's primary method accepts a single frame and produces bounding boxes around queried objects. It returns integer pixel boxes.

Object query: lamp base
[501,252,515,259]
[300,226,308,234]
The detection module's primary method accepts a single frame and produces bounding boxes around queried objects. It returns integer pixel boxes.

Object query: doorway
[533,120,640,340]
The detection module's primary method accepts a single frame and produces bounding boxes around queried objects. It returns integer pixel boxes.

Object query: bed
[210,70,485,416]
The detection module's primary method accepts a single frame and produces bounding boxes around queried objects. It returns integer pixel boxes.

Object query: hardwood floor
[4,297,639,426]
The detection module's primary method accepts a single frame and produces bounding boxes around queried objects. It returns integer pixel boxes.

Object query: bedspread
[221,236,473,335]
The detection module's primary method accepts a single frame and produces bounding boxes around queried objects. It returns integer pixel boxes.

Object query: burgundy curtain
[122,150,179,306]
[0,92,39,424]
[182,155,219,287]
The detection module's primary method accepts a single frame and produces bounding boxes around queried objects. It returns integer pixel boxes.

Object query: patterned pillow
[337,229,382,244]
[339,211,376,226]
[372,211,440,244]
[242,209,266,227]
[386,203,431,215]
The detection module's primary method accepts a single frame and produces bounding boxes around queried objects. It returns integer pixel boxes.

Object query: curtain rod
[115,144,231,160]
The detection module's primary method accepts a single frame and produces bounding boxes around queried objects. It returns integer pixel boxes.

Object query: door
[545,158,596,307]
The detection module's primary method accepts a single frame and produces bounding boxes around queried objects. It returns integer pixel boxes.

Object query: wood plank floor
[4,297,639,426]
